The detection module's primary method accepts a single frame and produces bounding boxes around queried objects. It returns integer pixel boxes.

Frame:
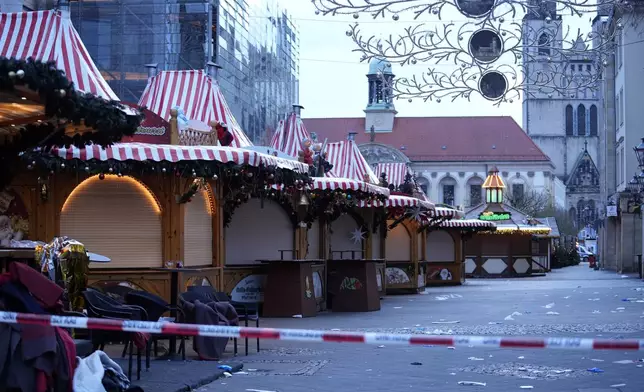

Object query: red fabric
[35,371,47,392]
[215,123,233,146]
[56,327,77,392]
[133,332,150,350]
[9,262,63,309]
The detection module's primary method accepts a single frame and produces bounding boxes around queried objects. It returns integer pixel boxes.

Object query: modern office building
[61,0,298,143]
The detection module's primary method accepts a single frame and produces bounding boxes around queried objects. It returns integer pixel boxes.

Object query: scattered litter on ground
[518,356,525,360]
[546,311,560,315]
[393,306,403,309]
[292,314,302,318]
[468,357,485,361]
[218,365,233,371]
[553,369,573,374]
[589,298,600,301]
[616,307,626,311]
[450,372,456,376]
[366,369,372,372]
[610,383,627,388]
[586,367,604,373]
[415,324,421,327]
[247,369,258,372]
[448,346,456,350]
[505,315,515,321]
[543,303,555,309]
[590,359,604,362]
[519,387,534,390]
[377,345,385,348]
[613,360,634,364]
[331,328,341,331]
[432,320,460,324]
[234,371,249,375]
[223,372,232,378]
[488,322,502,325]
[410,362,422,365]
[245,389,277,392]
[458,381,487,386]
[621,275,629,278]
[563,296,571,299]
[592,310,601,314]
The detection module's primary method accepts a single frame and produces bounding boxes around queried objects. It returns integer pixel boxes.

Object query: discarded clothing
[73,350,131,392]
[179,298,238,360]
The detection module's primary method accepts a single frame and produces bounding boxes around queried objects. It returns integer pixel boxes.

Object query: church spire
[365,58,397,133]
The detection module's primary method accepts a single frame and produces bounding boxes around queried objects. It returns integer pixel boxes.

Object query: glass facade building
[68,0,299,143]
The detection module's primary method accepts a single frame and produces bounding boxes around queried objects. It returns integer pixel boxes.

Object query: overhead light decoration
[312,0,635,104]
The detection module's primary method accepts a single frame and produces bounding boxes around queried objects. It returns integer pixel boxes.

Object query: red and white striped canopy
[50,142,309,173]
[312,178,389,196]
[0,10,118,100]
[270,113,310,158]
[439,219,496,229]
[375,162,411,186]
[425,206,464,219]
[326,140,380,184]
[358,195,433,209]
[138,70,253,148]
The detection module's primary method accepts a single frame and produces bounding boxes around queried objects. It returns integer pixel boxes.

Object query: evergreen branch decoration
[177,178,205,204]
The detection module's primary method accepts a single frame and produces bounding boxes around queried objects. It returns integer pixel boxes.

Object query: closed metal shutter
[386,220,410,261]
[372,224,381,259]
[307,220,321,259]
[60,175,162,269]
[184,189,213,267]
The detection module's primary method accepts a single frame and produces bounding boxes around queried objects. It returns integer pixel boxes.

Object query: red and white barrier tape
[1,311,642,351]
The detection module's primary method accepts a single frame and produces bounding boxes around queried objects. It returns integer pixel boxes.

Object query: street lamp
[634,138,644,168]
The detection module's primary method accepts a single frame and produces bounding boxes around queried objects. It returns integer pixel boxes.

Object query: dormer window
[537,33,551,56]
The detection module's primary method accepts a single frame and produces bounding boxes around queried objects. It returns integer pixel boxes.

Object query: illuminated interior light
[21,97,26,100]
[62,174,162,215]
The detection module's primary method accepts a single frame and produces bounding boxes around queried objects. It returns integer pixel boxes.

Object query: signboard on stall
[606,205,618,217]
[231,274,266,303]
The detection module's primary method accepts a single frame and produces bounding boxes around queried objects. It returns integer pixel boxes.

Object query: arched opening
[466,176,484,207]
[439,176,457,206]
[330,214,363,258]
[590,105,598,136]
[184,187,214,267]
[385,221,411,261]
[225,198,294,264]
[61,175,162,269]
[577,104,586,136]
[565,104,574,136]
[426,230,455,262]
[416,176,430,197]
[537,33,551,55]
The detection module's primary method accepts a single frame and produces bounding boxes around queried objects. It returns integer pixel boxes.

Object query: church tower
[364,58,397,133]
[521,0,601,226]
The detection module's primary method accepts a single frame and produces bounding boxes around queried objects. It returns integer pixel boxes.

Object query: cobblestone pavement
[199,265,644,392]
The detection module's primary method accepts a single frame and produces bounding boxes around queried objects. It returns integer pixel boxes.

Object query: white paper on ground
[458,381,487,386]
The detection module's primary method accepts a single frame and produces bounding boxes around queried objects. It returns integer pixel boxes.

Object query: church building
[302,59,566,212]
[521,0,601,228]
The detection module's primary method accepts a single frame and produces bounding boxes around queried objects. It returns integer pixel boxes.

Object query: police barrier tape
[1,311,642,351]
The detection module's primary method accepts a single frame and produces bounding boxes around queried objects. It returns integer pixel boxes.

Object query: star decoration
[409,206,423,222]
[350,228,366,244]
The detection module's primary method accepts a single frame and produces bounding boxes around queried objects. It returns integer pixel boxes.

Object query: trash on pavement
[592,310,601,314]
[610,384,626,388]
[590,359,604,362]
[546,311,560,315]
[468,357,485,361]
[292,314,303,318]
[519,387,534,390]
[448,346,456,350]
[393,306,403,309]
[218,365,233,371]
[223,372,232,378]
[432,320,460,324]
[458,381,487,386]
[377,345,385,348]
[518,356,525,359]
[245,389,277,392]
[235,371,249,375]
[586,367,604,373]
[410,362,422,365]
[543,303,555,309]
[613,360,634,364]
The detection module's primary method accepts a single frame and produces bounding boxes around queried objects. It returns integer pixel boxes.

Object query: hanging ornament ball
[247,172,253,178]
[31,160,36,166]
[548,93,553,98]
[117,173,123,177]
[60,163,65,169]
[314,10,320,15]
[436,98,441,103]
[212,174,218,180]
[84,166,90,172]
[411,59,417,65]
[545,16,552,23]
[346,30,352,36]
[499,17,505,23]
[59,89,66,97]
[353,13,359,19]
[50,170,54,175]
[192,171,197,177]
[268,173,275,179]
[458,35,463,41]
[108,167,114,172]
[408,99,412,103]
[8,71,16,78]
[16,70,25,78]
[392,14,399,21]
[99,173,105,180]
[162,167,167,173]
[27,165,33,170]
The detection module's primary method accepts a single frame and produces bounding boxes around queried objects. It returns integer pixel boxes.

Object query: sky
[279,1,594,124]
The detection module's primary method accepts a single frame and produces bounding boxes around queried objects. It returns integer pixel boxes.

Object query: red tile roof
[301,116,551,163]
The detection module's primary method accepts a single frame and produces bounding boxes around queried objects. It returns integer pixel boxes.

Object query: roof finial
[369,125,376,142]
[583,139,588,152]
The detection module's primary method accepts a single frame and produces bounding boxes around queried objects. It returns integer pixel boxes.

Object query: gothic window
[565,105,574,136]
[469,185,482,206]
[577,104,586,136]
[590,105,598,136]
[576,199,597,228]
[537,33,551,55]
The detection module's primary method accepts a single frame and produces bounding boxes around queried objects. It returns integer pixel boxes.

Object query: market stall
[462,167,551,278]
[269,108,390,312]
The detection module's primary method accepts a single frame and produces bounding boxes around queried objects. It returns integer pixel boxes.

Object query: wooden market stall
[462,167,552,278]
[269,109,391,313]
[371,163,436,293]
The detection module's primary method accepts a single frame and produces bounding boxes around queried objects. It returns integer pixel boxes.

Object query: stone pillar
[619,212,638,273]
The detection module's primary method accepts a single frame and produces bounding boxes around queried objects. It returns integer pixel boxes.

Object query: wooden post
[169,108,179,145]
[212,179,225,289]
